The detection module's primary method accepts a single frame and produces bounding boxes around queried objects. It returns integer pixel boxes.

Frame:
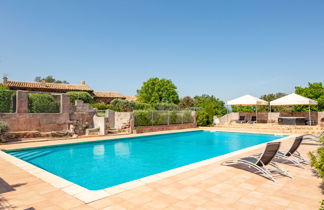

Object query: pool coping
[0,131,296,204]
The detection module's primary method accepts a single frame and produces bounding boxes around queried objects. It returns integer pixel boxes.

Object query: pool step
[10,150,53,161]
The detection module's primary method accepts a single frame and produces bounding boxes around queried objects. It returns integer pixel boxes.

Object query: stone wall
[0,91,70,132]
[0,91,96,137]
[92,115,109,135]
[114,112,133,130]
[268,112,280,123]
[69,100,96,135]
[135,123,196,133]
[219,112,239,123]
[105,109,115,129]
[0,113,70,132]
[237,112,269,123]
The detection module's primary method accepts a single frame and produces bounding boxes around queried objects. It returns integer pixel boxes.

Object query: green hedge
[110,99,152,111]
[309,136,324,210]
[67,91,93,104]
[134,110,194,126]
[111,99,133,111]
[183,111,194,123]
[196,110,212,126]
[91,103,122,112]
[153,103,179,111]
[134,111,152,126]
[133,102,152,110]
[0,121,9,142]
[0,87,16,113]
[28,93,60,113]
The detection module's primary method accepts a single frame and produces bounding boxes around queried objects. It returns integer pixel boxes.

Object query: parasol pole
[309,105,311,126]
[256,105,257,123]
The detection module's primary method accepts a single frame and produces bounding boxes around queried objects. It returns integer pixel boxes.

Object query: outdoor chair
[223,142,291,182]
[236,116,246,124]
[248,116,257,124]
[302,130,324,142]
[275,136,308,168]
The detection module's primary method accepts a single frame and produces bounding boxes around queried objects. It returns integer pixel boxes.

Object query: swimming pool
[7,131,285,190]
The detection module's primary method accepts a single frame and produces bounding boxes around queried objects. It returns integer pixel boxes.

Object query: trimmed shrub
[134,110,152,126]
[133,102,152,110]
[153,103,179,111]
[0,86,15,113]
[134,110,194,126]
[0,121,9,142]
[169,111,178,124]
[91,103,122,112]
[152,112,169,125]
[67,91,93,104]
[183,111,194,123]
[28,94,60,113]
[196,110,212,126]
[309,137,324,178]
[111,99,152,111]
[111,99,133,111]
[309,136,324,209]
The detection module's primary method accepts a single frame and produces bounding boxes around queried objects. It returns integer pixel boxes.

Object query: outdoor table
[278,117,306,125]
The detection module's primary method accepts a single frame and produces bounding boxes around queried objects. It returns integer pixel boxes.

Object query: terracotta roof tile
[0,80,93,92]
[93,91,125,98]
[125,96,137,101]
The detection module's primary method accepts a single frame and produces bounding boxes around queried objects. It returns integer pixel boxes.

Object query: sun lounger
[302,130,324,142]
[275,136,307,167]
[236,116,246,124]
[248,116,257,124]
[224,142,291,182]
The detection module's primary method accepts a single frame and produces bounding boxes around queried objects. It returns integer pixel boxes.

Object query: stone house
[93,91,126,104]
[0,77,133,104]
[0,76,93,93]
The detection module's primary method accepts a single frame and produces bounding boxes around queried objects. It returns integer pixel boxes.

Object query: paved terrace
[0,128,323,210]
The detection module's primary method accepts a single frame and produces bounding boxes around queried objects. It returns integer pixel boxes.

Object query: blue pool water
[7,131,285,190]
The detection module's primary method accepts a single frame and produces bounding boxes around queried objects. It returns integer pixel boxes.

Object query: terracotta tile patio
[0,128,323,209]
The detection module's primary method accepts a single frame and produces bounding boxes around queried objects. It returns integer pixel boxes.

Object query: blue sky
[0,0,323,102]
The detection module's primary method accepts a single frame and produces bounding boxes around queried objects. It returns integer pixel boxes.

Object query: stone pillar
[93,115,107,135]
[16,91,28,113]
[105,109,115,129]
[61,94,70,113]
[192,111,197,127]
[129,112,134,133]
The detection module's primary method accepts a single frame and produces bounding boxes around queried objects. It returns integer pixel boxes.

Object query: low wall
[0,113,70,132]
[219,112,239,123]
[0,91,96,137]
[0,91,71,132]
[220,111,324,124]
[93,115,109,135]
[135,123,196,133]
[114,112,133,130]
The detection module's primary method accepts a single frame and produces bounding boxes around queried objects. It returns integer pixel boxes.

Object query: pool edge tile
[0,133,296,204]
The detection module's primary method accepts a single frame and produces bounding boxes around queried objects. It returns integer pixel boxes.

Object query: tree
[295,82,324,112]
[179,96,194,109]
[231,106,255,113]
[66,91,93,104]
[260,92,286,102]
[0,86,16,113]
[231,93,290,113]
[137,78,180,104]
[35,76,69,84]
[259,92,291,112]
[193,94,227,126]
